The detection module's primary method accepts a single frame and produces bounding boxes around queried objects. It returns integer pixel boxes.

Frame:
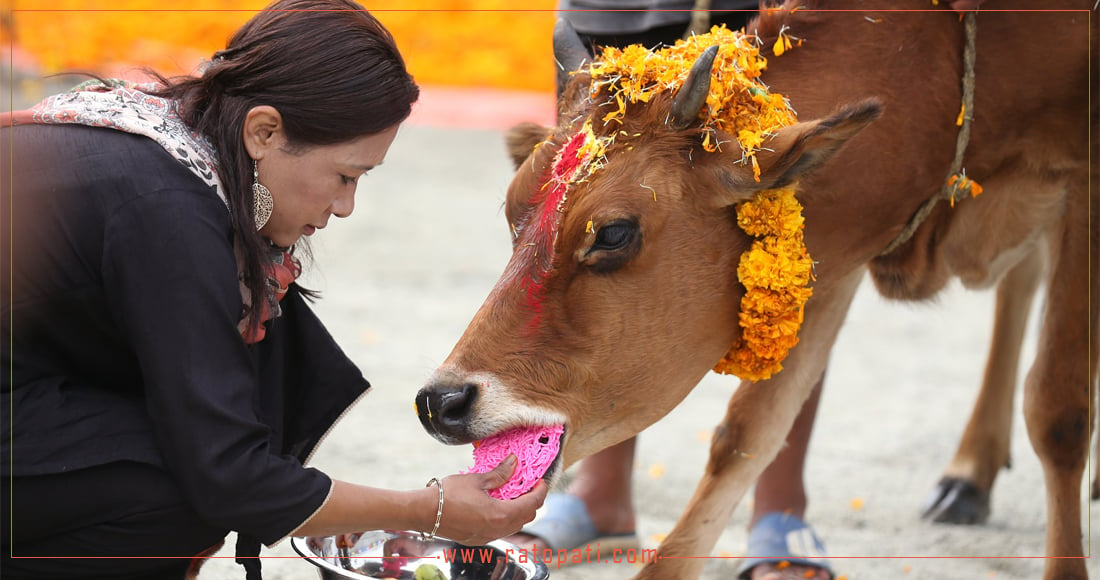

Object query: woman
[1,1,546,579]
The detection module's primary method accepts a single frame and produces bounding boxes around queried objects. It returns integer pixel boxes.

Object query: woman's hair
[151,0,419,332]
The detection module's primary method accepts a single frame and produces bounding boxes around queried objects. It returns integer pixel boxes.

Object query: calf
[418,2,1096,578]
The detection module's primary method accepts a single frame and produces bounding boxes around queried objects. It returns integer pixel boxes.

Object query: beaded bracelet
[422,477,444,540]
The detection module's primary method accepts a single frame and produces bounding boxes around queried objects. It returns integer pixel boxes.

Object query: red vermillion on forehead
[509,121,608,328]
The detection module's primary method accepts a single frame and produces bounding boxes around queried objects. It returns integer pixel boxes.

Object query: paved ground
[188,104,1096,579]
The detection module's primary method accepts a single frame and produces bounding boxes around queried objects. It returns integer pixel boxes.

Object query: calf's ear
[505,122,553,170]
[707,99,883,206]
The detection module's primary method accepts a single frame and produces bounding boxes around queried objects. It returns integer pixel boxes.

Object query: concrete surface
[190,117,1096,580]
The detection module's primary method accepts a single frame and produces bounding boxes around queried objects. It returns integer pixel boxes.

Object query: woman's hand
[292,456,547,545]
[432,455,548,546]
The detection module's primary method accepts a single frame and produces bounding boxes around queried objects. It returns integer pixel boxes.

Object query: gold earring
[252,159,273,230]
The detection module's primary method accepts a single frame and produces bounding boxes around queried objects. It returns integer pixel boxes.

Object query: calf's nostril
[434,383,476,428]
[416,383,478,441]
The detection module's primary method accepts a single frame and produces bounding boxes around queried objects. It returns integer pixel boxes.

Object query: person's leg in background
[739,374,831,580]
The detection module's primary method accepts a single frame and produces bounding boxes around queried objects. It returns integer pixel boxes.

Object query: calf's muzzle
[415,381,478,444]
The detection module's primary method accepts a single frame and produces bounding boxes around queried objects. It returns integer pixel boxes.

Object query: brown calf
[417,2,1096,579]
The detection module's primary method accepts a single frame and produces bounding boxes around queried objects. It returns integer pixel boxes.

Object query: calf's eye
[593,220,636,252]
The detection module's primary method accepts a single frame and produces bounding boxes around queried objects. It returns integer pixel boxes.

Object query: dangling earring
[252,159,273,230]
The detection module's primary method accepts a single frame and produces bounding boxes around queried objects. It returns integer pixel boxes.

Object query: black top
[2,124,371,545]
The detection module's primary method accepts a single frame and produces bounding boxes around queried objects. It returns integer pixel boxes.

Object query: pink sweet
[464,424,564,500]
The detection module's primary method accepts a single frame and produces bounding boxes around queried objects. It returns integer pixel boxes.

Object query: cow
[415,2,1096,579]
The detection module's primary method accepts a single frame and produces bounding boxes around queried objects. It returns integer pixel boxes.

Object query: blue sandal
[518,493,640,560]
[737,512,833,579]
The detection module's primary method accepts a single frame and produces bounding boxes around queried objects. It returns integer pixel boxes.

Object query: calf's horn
[554,18,590,94]
[669,44,718,130]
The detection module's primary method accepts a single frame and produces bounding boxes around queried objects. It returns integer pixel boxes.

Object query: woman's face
[247,108,400,247]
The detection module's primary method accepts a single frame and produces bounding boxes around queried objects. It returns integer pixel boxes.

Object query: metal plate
[291,530,549,580]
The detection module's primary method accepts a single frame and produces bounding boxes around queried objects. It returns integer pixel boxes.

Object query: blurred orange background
[3,1,558,93]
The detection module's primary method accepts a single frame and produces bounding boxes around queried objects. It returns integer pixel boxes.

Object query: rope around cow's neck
[688,8,978,257]
[878,12,978,257]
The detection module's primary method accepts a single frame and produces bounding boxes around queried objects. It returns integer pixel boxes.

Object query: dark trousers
[576,11,756,54]
[4,461,228,580]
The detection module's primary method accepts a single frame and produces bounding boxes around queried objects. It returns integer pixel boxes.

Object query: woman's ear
[242,105,285,159]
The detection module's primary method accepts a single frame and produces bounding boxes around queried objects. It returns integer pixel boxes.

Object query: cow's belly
[940,173,1066,290]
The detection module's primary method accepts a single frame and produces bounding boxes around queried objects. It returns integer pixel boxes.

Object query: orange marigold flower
[717,186,813,381]
[574,26,812,384]
[588,25,796,176]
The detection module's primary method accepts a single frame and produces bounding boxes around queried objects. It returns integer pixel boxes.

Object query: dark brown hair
[151,0,419,332]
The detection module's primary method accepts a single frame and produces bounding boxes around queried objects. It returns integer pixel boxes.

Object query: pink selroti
[464,424,564,500]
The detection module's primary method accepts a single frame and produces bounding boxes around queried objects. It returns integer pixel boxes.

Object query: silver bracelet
[422,477,444,540]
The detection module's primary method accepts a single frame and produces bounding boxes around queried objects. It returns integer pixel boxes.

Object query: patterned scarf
[2,79,298,343]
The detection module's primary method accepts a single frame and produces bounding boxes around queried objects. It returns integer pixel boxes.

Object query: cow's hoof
[920,477,990,525]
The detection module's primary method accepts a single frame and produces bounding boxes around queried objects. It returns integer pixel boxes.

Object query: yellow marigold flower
[589,25,795,176]
[574,27,812,383]
[737,246,777,289]
[738,129,766,155]
[773,36,787,57]
[737,204,781,238]
[603,94,626,124]
[741,289,790,316]
[773,26,798,57]
[577,120,609,162]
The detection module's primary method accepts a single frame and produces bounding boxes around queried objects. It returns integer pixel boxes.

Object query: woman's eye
[592,221,636,251]
[341,175,356,186]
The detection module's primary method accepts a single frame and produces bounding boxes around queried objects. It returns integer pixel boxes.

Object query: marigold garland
[584,26,811,382]
[713,187,813,381]
[588,25,797,182]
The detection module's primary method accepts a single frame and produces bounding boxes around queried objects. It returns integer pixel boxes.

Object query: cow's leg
[1093,362,1099,501]
[923,244,1044,524]
[750,372,823,523]
[1092,169,1100,502]
[1092,314,1099,501]
[1023,200,1092,580]
[634,269,864,580]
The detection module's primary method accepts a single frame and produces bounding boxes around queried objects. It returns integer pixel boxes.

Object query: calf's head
[416,23,879,483]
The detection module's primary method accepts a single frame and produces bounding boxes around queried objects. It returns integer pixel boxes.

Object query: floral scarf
[2,79,298,343]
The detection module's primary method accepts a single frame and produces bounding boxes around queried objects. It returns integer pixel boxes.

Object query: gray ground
[174,122,1094,580]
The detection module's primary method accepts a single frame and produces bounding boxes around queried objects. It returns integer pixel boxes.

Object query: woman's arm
[293,456,548,545]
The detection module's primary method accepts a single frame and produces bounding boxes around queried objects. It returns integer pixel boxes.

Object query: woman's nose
[330,191,355,218]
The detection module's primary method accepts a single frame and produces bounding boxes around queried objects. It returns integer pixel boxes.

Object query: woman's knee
[7,461,227,561]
